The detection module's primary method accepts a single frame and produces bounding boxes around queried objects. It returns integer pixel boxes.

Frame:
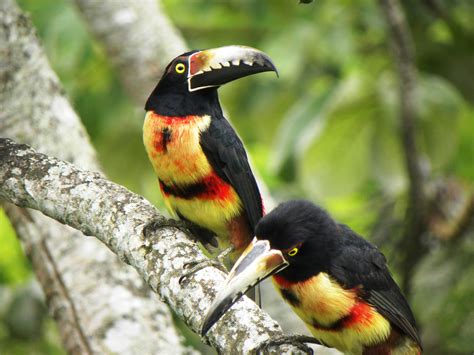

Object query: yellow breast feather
[143,112,212,185]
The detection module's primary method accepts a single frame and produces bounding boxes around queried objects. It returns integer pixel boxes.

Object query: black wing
[200,114,263,230]
[330,224,422,347]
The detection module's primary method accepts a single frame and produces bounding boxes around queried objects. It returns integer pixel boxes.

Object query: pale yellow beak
[187,45,278,92]
[200,237,288,335]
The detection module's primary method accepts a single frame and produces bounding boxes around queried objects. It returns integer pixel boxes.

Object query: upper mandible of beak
[187,45,278,92]
[200,238,288,336]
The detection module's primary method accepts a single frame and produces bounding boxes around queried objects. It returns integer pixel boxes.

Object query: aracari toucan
[143,46,277,265]
[201,200,422,355]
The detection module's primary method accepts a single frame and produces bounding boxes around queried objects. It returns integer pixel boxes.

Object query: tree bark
[73,0,186,104]
[0,1,191,353]
[0,139,310,355]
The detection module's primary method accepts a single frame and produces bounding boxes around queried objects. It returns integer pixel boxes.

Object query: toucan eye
[175,63,186,74]
[288,247,298,257]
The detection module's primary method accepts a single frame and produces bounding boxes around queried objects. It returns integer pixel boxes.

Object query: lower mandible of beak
[200,238,287,336]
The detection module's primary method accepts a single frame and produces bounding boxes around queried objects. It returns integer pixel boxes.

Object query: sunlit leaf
[0,210,30,285]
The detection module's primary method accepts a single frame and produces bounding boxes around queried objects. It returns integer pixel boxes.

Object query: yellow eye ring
[288,247,298,257]
[175,63,186,74]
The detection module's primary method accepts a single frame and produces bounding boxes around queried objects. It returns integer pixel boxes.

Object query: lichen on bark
[0,138,310,354]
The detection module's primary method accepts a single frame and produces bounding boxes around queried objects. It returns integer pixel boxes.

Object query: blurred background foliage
[1,0,473,354]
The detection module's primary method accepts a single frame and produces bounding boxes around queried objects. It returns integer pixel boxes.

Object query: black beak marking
[190,59,277,90]
[201,294,240,336]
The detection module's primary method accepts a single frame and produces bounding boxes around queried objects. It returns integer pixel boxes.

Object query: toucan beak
[200,238,288,336]
[187,45,278,92]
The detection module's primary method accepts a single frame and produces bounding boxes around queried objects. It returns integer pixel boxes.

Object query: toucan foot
[176,213,219,249]
[256,335,322,354]
[144,217,218,250]
[179,258,228,285]
[178,246,235,285]
[214,246,234,265]
[143,217,191,238]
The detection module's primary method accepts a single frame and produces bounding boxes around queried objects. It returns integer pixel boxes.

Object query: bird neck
[145,84,222,117]
[276,259,324,284]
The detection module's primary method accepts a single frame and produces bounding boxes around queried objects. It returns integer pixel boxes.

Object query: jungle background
[1,0,473,354]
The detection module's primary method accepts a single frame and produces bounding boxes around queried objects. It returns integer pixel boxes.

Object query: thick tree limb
[3,205,192,355]
[73,0,186,104]
[0,139,310,354]
[0,1,191,353]
[3,206,91,354]
[379,0,428,293]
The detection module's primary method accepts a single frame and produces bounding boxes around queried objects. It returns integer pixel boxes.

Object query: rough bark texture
[73,0,186,104]
[0,139,310,355]
[4,205,189,355]
[379,0,428,294]
[0,1,190,353]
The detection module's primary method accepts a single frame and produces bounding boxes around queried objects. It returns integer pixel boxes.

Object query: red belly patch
[200,173,233,200]
[343,302,374,328]
[160,172,233,202]
[310,301,375,332]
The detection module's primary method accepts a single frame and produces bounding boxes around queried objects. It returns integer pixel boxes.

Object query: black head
[256,200,340,281]
[145,45,278,116]
[200,200,341,335]
[150,50,199,94]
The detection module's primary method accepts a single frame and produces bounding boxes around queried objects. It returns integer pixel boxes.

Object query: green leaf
[417,75,464,171]
[0,210,30,284]
[297,73,376,199]
[271,80,336,177]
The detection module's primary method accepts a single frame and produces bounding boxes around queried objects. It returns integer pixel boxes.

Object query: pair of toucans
[143,46,422,354]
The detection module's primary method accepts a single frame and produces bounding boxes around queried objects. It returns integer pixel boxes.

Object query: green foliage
[0,317,65,355]
[0,211,64,354]
[412,236,474,354]
[19,0,135,141]
[5,0,474,353]
[0,209,30,284]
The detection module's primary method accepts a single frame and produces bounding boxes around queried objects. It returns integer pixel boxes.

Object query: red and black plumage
[143,46,276,260]
[202,200,422,354]
[200,111,264,232]
[328,224,421,348]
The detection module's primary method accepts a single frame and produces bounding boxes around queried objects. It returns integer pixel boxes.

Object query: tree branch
[73,0,186,104]
[0,139,309,354]
[0,1,191,353]
[379,0,429,294]
[3,206,92,354]
[2,204,195,355]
